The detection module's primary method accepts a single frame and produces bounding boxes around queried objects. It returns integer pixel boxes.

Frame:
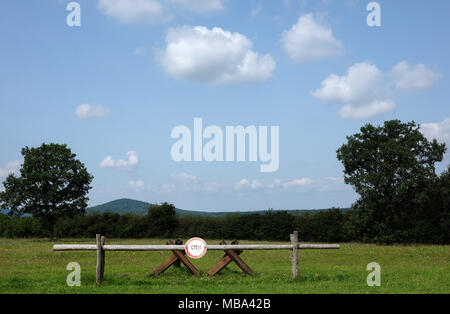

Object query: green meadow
[0,238,448,294]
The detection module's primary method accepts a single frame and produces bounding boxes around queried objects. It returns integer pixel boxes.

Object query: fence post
[290,231,298,279]
[101,236,106,280]
[96,234,105,284]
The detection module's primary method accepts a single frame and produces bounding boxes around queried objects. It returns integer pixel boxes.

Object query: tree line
[1,120,449,244]
[0,200,448,244]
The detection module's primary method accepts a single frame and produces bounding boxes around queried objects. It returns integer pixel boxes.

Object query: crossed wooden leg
[207,241,255,276]
[152,240,200,276]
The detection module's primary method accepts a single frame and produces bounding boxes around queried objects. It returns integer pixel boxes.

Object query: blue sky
[1,0,449,211]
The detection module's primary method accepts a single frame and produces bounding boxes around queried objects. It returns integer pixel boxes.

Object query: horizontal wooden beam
[53,243,340,252]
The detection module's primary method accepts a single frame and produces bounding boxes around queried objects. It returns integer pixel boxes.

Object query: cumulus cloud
[0,161,21,180]
[128,180,145,188]
[99,151,139,171]
[159,26,276,84]
[391,61,441,92]
[75,104,110,120]
[168,0,224,13]
[421,118,450,145]
[283,178,313,188]
[339,100,396,120]
[312,62,387,104]
[120,174,349,197]
[169,173,225,193]
[171,173,198,181]
[282,13,343,62]
[266,177,349,192]
[311,61,440,119]
[98,0,167,23]
[234,179,262,191]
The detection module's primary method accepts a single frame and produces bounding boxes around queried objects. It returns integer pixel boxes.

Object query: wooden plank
[152,240,182,275]
[291,231,298,279]
[225,249,255,275]
[152,254,179,275]
[54,243,340,251]
[53,245,97,251]
[152,240,200,276]
[207,255,233,276]
[208,241,235,276]
[172,250,200,276]
[174,239,183,268]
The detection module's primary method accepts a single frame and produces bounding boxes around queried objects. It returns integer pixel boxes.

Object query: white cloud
[282,13,343,62]
[171,173,198,181]
[339,99,396,120]
[168,0,224,13]
[267,177,349,192]
[169,173,225,193]
[311,62,393,119]
[159,26,276,84]
[0,161,21,180]
[99,151,139,171]
[391,61,440,92]
[311,61,440,120]
[234,178,262,191]
[129,180,145,188]
[75,104,110,120]
[98,0,166,23]
[421,118,450,144]
[312,62,387,104]
[283,178,313,188]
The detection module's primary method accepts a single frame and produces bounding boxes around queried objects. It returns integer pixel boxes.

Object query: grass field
[0,238,448,294]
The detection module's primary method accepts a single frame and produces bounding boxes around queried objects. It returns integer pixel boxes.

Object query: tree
[0,143,93,239]
[146,202,179,237]
[337,120,446,243]
[425,165,450,243]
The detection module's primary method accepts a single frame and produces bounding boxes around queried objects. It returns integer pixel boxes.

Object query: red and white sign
[185,237,207,259]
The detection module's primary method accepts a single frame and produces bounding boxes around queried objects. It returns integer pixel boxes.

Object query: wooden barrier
[152,240,200,276]
[207,240,254,276]
[53,232,339,284]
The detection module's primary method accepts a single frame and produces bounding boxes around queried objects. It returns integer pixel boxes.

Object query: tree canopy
[337,120,447,243]
[0,143,93,238]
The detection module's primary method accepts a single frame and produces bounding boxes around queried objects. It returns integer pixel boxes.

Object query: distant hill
[86,198,346,217]
[87,199,153,216]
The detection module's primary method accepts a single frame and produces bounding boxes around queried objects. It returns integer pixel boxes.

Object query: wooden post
[174,239,183,268]
[101,236,106,280]
[290,231,298,279]
[96,234,105,284]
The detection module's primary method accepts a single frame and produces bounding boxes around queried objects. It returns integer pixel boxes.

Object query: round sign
[185,237,207,259]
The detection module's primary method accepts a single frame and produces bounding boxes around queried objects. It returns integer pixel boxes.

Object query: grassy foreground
[0,238,448,294]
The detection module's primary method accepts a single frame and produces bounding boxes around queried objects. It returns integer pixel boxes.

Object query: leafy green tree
[0,143,93,239]
[425,165,450,243]
[337,120,446,243]
[146,202,179,237]
[437,166,450,243]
